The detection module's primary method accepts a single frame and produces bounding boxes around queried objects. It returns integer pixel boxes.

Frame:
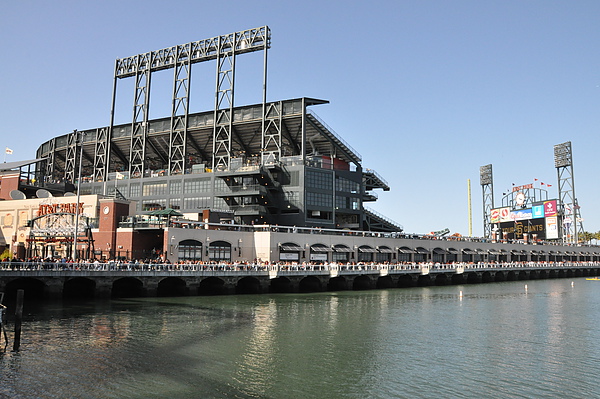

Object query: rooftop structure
[32,27,400,232]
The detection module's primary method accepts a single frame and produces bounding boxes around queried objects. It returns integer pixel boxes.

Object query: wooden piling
[0,292,6,349]
[13,289,24,351]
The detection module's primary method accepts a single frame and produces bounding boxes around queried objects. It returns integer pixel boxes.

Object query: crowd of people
[1,256,599,272]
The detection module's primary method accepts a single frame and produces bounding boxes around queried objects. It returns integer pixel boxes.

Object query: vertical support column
[480,164,494,239]
[301,97,307,225]
[130,54,152,179]
[261,101,282,165]
[554,141,582,243]
[212,34,236,171]
[45,138,56,184]
[99,64,119,192]
[169,44,191,176]
[64,130,78,183]
[94,127,109,183]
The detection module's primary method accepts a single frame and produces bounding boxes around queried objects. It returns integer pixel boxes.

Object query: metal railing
[1,261,598,274]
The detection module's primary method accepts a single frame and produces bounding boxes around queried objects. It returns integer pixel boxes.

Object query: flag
[541,182,545,185]
[547,184,552,187]
[534,178,538,181]
[5,147,13,155]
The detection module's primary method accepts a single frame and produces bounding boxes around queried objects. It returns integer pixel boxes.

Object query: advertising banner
[500,218,546,240]
[310,253,328,261]
[545,216,559,239]
[490,207,512,223]
[279,252,299,261]
[511,208,533,221]
[544,200,557,217]
[532,205,544,219]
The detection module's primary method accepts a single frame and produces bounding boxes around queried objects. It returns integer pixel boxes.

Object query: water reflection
[2,280,600,398]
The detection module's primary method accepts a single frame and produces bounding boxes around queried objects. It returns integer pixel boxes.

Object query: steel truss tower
[480,164,494,239]
[91,26,271,182]
[554,141,583,243]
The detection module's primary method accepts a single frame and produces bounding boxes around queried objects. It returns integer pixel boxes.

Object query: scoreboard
[490,200,559,241]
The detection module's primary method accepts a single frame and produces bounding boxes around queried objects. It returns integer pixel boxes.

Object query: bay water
[1,278,600,398]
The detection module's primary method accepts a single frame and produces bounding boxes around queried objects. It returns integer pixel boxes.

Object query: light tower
[480,164,494,239]
[554,141,583,243]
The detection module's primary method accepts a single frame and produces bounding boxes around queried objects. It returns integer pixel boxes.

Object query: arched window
[209,240,231,262]
[358,245,375,262]
[376,246,393,263]
[310,244,330,263]
[279,242,303,261]
[332,244,352,263]
[178,239,203,261]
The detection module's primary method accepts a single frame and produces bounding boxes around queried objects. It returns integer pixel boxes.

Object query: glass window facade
[306,192,333,208]
[209,241,231,261]
[142,199,166,211]
[130,183,141,197]
[336,177,359,193]
[169,180,182,195]
[184,178,211,193]
[178,239,203,261]
[306,170,333,190]
[143,181,167,196]
[184,197,211,209]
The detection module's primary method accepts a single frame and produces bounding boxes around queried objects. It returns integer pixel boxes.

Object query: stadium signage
[38,203,84,216]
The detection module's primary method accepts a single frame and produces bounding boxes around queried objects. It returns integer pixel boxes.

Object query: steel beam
[262,101,282,165]
[129,55,152,178]
[169,44,191,175]
[212,33,236,171]
[554,141,583,243]
[114,27,270,78]
[64,131,78,183]
[480,164,494,239]
[93,127,109,182]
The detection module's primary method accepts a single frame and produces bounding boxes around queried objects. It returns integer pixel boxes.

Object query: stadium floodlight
[554,141,572,168]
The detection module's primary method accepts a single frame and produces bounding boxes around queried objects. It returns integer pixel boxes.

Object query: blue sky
[2,1,599,236]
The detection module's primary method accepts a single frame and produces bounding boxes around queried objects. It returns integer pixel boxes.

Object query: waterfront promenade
[1,260,599,300]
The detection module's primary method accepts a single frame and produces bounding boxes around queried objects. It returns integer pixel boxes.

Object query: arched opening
[112,277,145,298]
[270,277,293,293]
[4,278,47,301]
[397,275,415,288]
[352,275,372,290]
[198,277,226,295]
[328,276,348,291]
[299,276,322,293]
[434,274,449,286]
[157,277,187,297]
[417,275,431,286]
[236,277,261,294]
[494,271,506,282]
[481,271,493,283]
[376,275,394,289]
[467,272,481,284]
[64,277,96,299]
